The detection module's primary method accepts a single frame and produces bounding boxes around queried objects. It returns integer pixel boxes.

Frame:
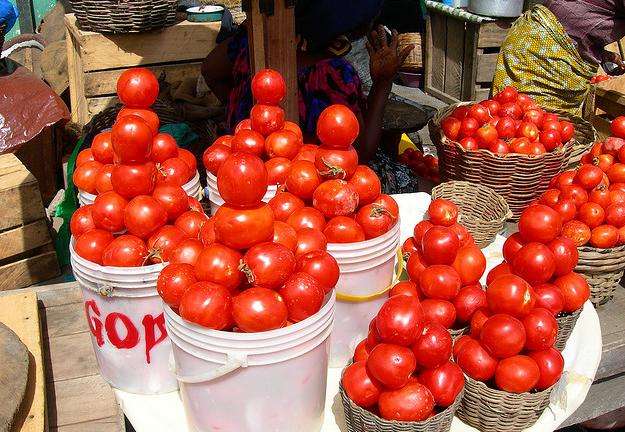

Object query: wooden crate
[424,11,513,103]
[584,76,625,138]
[0,154,60,291]
[64,14,220,126]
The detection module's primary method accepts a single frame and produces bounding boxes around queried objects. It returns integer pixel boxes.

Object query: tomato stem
[319,158,347,180]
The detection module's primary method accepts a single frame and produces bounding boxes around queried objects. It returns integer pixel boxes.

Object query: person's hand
[367,25,413,85]
[602,50,625,75]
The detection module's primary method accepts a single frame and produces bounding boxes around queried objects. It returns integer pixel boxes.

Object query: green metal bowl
[187,5,224,22]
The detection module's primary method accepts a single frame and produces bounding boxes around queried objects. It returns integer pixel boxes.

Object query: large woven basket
[555,309,582,351]
[576,245,625,305]
[429,103,592,219]
[70,0,177,33]
[398,33,422,72]
[431,181,512,248]
[340,383,463,432]
[456,375,552,432]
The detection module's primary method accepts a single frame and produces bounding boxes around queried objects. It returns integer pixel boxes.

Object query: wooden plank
[45,332,99,383]
[52,415,125,432]
[40,303,88,340]
[0,250,60,292]
[0,282,83,308]
[595,93,625,119]
[0,220,53,261]
[0,154,46,232]
[65,25,88,126]
[595,288,625,380]
[424,16,434,91]
[0,292,46,432]
[87,96,120,120]
[560,373,625,427]
[475,52,499,83]
[593,116,612,139]
[443,17,465,100]
[424,86,460,105]
[84,62,202,97]
[248,0,266,73]
[461,22,479,101]
[428,13,447,94]
[475,87,491,102]
[477,21,512,48]
[63,14,220,72]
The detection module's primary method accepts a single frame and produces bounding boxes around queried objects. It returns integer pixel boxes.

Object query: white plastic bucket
[69,240,178,394]
[206,171,277,214]
[327,220,402,368]
[78,171,203,206]
[165,292,335,432]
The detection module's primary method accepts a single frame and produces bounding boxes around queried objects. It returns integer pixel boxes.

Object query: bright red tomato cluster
[398,148,440,183]
[537,119,625,248]
[440,86,575,155]
[590,75,611,84]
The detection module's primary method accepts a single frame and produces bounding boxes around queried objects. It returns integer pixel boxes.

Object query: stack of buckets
[206,171,277,215]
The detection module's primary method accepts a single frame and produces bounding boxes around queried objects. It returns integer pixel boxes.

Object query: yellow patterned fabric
[492,5,597,116]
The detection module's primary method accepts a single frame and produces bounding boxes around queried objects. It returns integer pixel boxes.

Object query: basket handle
[170,351,248,384]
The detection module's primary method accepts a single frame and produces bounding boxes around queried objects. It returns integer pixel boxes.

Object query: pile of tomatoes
[590,75,611,84]
[70,68,205,267]
[534,117,625,249]
[440,86,576,156]
[398,149,440,183]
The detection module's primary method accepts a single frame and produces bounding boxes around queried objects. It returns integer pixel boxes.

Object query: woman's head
[0,0,19,45]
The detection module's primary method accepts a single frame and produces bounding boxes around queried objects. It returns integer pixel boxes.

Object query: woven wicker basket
[340,383,463,432]
[456,375,553,432]
[70,0,177,33]
[576,245,625,305]
[398,33,422,72]
[429,103,593,219]
[555,309,582,351]
[431,181,512,248]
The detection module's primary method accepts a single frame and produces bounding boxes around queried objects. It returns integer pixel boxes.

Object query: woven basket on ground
[576,245,625,305]
[549,108,597,166]
[340,383,462,432]
[431,181,512,248]
[398,33,422,72]
[429,103,592,219]
[456,375,552,432]
[70,0,177,33]
[555,309,582,351]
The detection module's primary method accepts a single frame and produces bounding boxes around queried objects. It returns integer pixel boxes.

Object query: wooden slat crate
[64,14,221,126]
[424,10,513,103]
[584,76,625,138]
[0,154,60,290]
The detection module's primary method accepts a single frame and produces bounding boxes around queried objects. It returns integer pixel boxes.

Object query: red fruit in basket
[175,211,207,239]
[324,216,365,243]
[297,250,339,294]
[251,68,286,105]
[523,308,558,351]
[147,225,187,263]
[234,287,288,332]
[95,164,114,194]
[157,263,197,308]
[348,165,382,205]
[367,343,417,389]
[150,133,179,164]
[315,146,359,180]
[453,246,486,285]
[610,187,625,204]
[523,108,544,126]
[342,361,382,408]
[355,204,396,239]
[279,272,324,322]
[459,117,479,139]
[486,261,512,285]
[179,282,233,330]
[419,265,461,301]
[92,191,128,232]
[611,116,625,139]
[316,104,360,149]
[547,236,578,277]
[169,238,203,265]
[75,229,114,265]
[459,137,478,151]
[413,220,433,245]
[509,137,532,154]
[152,185,189,222]
[456,338,498,381]
[124,195,168,239]
[71,206,96,238]
[265,157,291,185]
[517,121,540,142]
[590,224,619,248]
[376,295,424,347]
[529,348,564,390]
[203,144,232,175]
[111,162,157,199]
[453,335,473,360]
[560,121,575,142]
[480,314,526,358]
[269,192,305,222]
[117,107,159,136]
[102,234,149,267]
[116,68,158,108]
[562,220,591,246]
[575,165,604,190]
[449,223,472,246]
[606,203,625,227]
[418,361,465,408]
[199,219,215,246]
[540,129,562,151]
[495,355,540,393]
[273,221,297,251]
[553,273,590,312]
[468,104,491,124]
[608,163,625,184]
[287,207,325,231]
[412,323,453,369]
[91,132,114,164]
[231,129,265,157]
[354,339,372,362]
[373,194,400,219]
[295,227,327,257]
[406,249,427,281]
[481,99,501,116]
[112,115,153,163]
[441,117,461,141]
[177,149,197,174]
[214,204,274,250]
[157,158,192,187]
[235,119,252,134]
[421,299,456,328]
[282,120,303,140]
[294,144,318,163]
[495,116,516,139]
[389,281,421,298]
[577,202,605,229]
[77,149,94,169]
[452,106,470,119]
[250,104,285,137]
[312,180,359,218]
[217,152,268,208]
[194,243,242,291]
[421,226,460,265]
[518,204,562,243]
[73,160,103,194]
[512,243,556,285]
[551,170,576,189]
[427,198,458,227]
[495,86,519,104]
[502,232,525,263]
[469,308,490,339]
[552,198,577,223]
[488,139,509,155]
[265,130,301,160]
[241,242,296,290]
[454,285,487,324]
[378,382,435,422]
[487,274,535,318]
[534,284,565,316]
[286,160,321,199]
[499,102,523,119]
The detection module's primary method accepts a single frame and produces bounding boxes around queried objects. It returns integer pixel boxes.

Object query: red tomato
[111,162,157,199]
[454,285,488,324]
[421,299,456,328]
[273,221,297,251]
[523,308,558,351]
[486,274,535,318]
[74,229,114,265]
[348,165,382,205]
[577,202,605,228]
[441,117,461,141]
[548,236,579,277]
[406,250,427,282]
[157,158,192,187]
[251,68,286,105]
[95,164,114,194]
[476,124,498,147]
[456,338,498,382]
[421,226,460,265]
[453,246,486,285]
[157,263,197,308]
[378,382,435,422]
[73,160,103,194]
[217,152,268,208]
[152,185,189,222]
[458,136,478,150]
[553,273,590,312]
[316,104,360,149]
[419,265,462,301]
[231,129,265,157]
[250,104,285,137]
[194,243,242,291]
[70,205,96,238]
[375,295,424,346]
[116,68,158,108]
[233,287,288,331]
[453,335,473,360]
[560,121,575,142]
[480,314,526,358]
[606,203,625,227]
[169,238,203,265]
[512,242,556,285]
[312,180,360,218]
[214,204,274,250]
[529,348,564,390]
[518,204,563,243]
[241,242,296,289]
[315,146,359,180]
[495,355,540,393]
[124,195,168,239]
[279,272,325,322]
[341,361,382,408]
[285,160,322,199]
[354,339,371,362]
[499,102,523,119]
[92,191,128,232]
[452,106,470,119]
[282,121,303,140]
[177,148,197,174]
[265,130,301,159]
[550,170,576,189]
[534,284,565,316]
[459,117,479,138]
[188,197,204,215]
[523,108,544,126]
[562,220,592,246]
[203,144,232,175]
[287,207,326,231]
[295,228,327,257]
[488,139,510,155]
[552,198,577,222]
[469,308,490,339]
[418,361,465,408]
[111,115,153,163]
[91,132,114,164]
[611,116,625,139]
[413,220,434,245]
[540,129,562,151]
[575,165,604,190]
[608,163,625,184]
[146,225,187,263]
[495,86,519,104]
[486,261,512,285]
[496,116,517,139]
[297,250,339,294]
[324,216,365,243]
[481,99,501,117]
[179,282,233,330]
[175,210,208,239]
[450,223,473,246]
[428,198,459,227]
[355,204,396,239]
[199,218,216,246]
[151,133,179,164]
[389,281,421,298]
[235,119,252,134]
[517,121,540,142]
[468,104,491,124]
[373,194,400,219]
[100,235,146,267]
[590,224,619,248]
[503,232,525,263]
[412,323,453,369]
[269,192,305,221]
[265,157,291,185]
[367,343,417,389]
[117,107,159,135]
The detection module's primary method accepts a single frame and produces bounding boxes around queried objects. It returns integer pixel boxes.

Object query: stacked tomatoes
[536,118,625,248]
[398,148,440,183]
[590,75,611,84]
[70,69,204,267]
[440,86,575,155]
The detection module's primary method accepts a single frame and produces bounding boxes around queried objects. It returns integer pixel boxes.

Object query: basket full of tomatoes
[428,86,595,219]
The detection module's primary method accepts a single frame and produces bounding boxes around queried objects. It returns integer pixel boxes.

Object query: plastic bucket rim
[70,239,166,275]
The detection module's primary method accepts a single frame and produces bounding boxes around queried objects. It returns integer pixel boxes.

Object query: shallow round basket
[70,0,177,33]
[340,383,463,432]
[431,181,512,248]
[555,309,582,351]
[429,103,582,220]
[576,245,625,306]
[456,375,553,432]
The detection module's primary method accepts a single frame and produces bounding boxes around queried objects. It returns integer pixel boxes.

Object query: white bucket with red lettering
[78,171,203,206]
[327,220,402,368]
[206,171,277,215]
[69,240,178,394]
[164,292,335,432]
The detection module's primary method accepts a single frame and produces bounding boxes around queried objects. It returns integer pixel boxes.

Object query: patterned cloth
[424,0,495,23]
[368,148,419,194]
[492,5,597,116]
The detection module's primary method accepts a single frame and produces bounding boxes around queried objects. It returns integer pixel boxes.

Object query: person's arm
[201,35,235,104]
